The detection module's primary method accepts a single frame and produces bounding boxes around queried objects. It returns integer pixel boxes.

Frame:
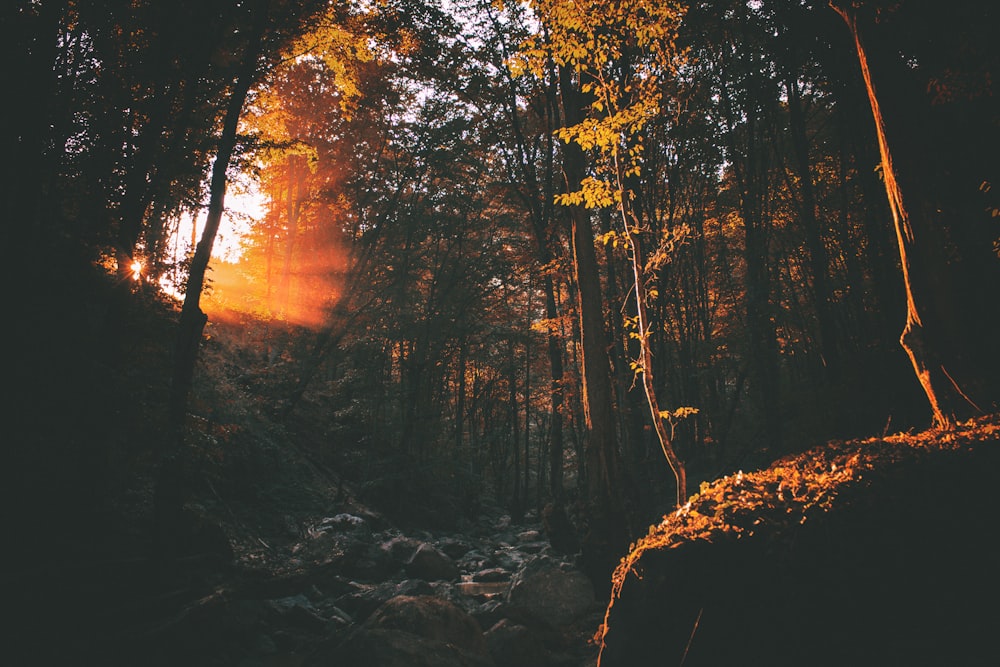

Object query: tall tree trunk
[785,77,840,381]
[558,65,629,590]
[169,20,264,430]
[509,338,523,520]
[277,154,304,317]
[543,274,566,505]
[832,3,977,428]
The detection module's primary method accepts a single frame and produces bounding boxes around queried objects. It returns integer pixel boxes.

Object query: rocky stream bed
[15,507,603,667]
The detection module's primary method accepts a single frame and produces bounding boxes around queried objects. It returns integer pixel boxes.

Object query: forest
[5,0,1000,665]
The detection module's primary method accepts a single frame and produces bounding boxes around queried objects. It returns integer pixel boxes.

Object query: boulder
[309,628,494,667]
[266,594,329,632]
[458,548,490,572]
[507,557,596,628]
[516,530,542,543]
[489,546,523,571]
[341,538,396,581]
[336,579,434,621]
[368,595,488,656]
[438,536,474,559]
[472,567,510,583]
[319,513,365,531]
[485,619,547,667]
[406,543,460,582]
[382,535,423,564]
[470,599,507,634]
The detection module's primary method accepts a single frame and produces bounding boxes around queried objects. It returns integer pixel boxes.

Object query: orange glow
[130,260,143,281]
[201,239,347,330]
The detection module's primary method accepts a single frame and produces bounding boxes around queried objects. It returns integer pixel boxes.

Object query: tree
[829,0,998,428]
[519,0,690,509]
[169,0,366,426]
[169,1,272,427]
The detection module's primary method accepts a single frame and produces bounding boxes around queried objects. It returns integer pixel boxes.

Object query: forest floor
[7,263,1000,665]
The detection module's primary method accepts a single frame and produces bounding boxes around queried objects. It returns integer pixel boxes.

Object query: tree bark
[617,188,688,507]
[169,17,265,430]
[785,77,840,380]
[832,2,977,429]
[558,64,629,590]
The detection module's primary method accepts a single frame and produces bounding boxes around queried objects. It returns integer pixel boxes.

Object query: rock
[518,541,549,555]
[490,546,523,571]
[321,513,365,530]
[458,548,491,572]
[473,568,510,583]
[309,628,494,667]
[471,599,507,633]
[516,529,542,543]
[342,538,397,581]
[485,620,547,667]
[439,536,474,559]
[406,543,460,582]
[253,633,278,655]
[336,579,434,621]
[507,557,596,628]
[266,594,329,632]
[382,535,423,563]
[368,595,489,656]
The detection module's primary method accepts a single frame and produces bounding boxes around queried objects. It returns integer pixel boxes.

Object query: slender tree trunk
[832,3,976,428]
[509,337,522,520]
[785,78,840,380]
[620,221,687,507]
[277,154,303,317]
[456,341,467,451]
[169,23,264,430]
[523,294,532,513]
[543,274,566,504]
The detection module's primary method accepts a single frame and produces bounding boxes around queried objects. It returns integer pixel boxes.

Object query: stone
[341,538,396,581]
[458,549,491,572]
[382,535,423,563]
[266,594,328,632]
[516,530,542,543]
[368,595,488,656]
[485,620,547,667]
[507,557,596,628]
[336,579,434,622]
[471,599,507,633]
[439,537,474,559]
[309,628,494,667]
[406,543,460,582]
[321,513,365,530]
[472,568,510,583]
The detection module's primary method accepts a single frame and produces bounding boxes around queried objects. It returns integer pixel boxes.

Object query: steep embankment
[596,416,1000,667]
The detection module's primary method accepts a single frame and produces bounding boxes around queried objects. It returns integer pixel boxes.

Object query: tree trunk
[785,77,840,381]
[559,65,629,590]
[277,153,304,317]
[619,209,687,507]
[509,337,523,520]
[543,274,566,505]
[832,3,978,429]
[168,20,264,430]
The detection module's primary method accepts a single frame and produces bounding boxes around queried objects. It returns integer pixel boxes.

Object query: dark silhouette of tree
[830,0,1000,427]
